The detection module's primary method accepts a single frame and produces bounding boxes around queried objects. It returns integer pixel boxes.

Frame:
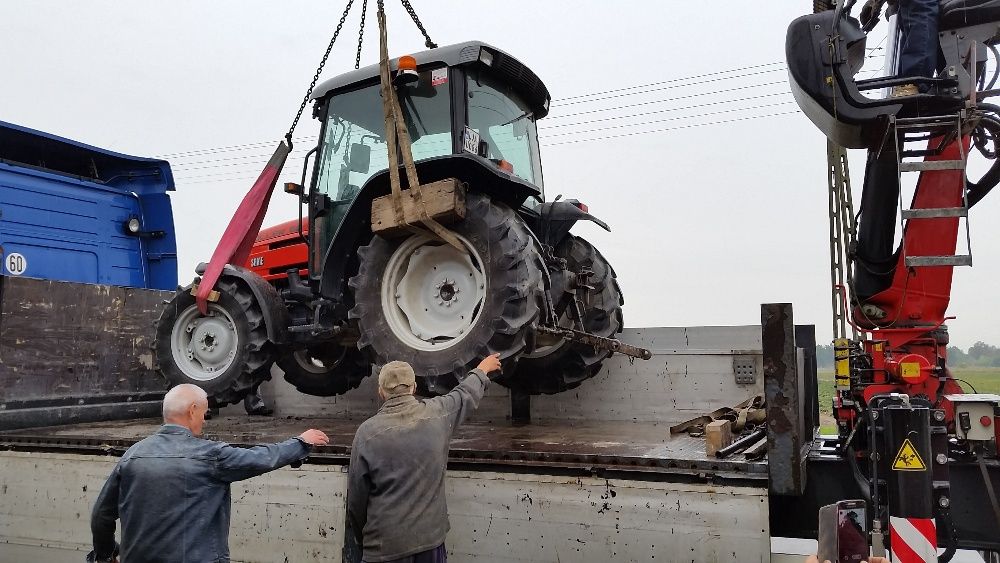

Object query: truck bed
[0,326,777,562]
[0,415,766,480]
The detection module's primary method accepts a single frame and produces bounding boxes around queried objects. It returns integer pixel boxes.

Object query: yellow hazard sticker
[892,439,927,471]
[900,362,921,380]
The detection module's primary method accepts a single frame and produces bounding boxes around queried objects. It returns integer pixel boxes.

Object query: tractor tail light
[497,160,514,173]
[574,202,589,213]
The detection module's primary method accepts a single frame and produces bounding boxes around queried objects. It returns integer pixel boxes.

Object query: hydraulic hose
[968,104,1000,207]
[936,505,957,563]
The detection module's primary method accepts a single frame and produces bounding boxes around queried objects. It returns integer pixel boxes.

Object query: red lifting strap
[195,142,290,314]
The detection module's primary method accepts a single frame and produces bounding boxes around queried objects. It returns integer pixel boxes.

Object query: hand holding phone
[817,500,870,563]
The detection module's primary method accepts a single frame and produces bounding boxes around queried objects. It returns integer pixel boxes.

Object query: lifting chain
[400,0,436,49]
[355,0,368,69]
[284,0,437,146]
[285,0,357,148]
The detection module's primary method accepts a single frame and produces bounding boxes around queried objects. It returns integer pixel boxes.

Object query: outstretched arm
[215,429,328,483]
[426,354,501,429]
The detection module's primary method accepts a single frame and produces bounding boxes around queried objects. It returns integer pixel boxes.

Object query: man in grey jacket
[88,383,329,563]
[347,354,502,563]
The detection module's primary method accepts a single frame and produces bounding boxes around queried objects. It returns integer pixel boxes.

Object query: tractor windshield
[466,70,543,190]
[314,66,453,210]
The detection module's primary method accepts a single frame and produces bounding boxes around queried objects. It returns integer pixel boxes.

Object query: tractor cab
[786,0,1000,149]
[305,41,550,257]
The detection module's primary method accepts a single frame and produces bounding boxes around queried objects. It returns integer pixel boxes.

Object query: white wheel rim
[292,348,345,374]
[381,233,487,352]
[170,303,240,382]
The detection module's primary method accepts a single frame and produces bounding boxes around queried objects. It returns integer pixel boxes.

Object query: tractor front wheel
[154,280,274,406]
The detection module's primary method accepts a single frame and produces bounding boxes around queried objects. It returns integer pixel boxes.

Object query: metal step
[904,255,973,267]
[901,207,968,219]
[898,160,965,172]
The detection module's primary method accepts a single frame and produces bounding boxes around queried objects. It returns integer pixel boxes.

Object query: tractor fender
[535,199,611,248]
[317,154,543,303]
[195,263,291,344]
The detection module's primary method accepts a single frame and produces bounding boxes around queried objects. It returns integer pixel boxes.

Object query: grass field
[816,368,1000,432]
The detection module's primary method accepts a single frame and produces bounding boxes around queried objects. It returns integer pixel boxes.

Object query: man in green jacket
[347,354,501,562]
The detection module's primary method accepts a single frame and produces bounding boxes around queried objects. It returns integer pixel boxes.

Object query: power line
[545,110,802,147]
[540,91,792,130]
[548,80,788,120]
[157,135,315,159]
[554,68,788,107]
[556,62,787,103]
[542,100,797,138]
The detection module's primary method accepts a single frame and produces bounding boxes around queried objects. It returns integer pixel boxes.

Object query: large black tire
[277,345,371,396]
[153,279,274,406]
[506,235,624,394]
[348,192,546,395]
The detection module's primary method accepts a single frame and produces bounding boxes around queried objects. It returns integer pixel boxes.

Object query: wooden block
[705,420,733,457]
[190,285,220,302]
[371,178,466,237]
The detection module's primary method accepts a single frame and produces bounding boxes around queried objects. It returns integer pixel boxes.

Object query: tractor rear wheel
[349,192,545,395]
[154,279,274,406]
[277,345,371,396]
[505,235,624,394]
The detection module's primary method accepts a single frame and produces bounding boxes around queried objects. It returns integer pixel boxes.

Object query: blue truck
[0,120,177,289]
[0,120,178,430]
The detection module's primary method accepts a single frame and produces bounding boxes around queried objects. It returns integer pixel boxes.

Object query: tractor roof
[311,40,551,118]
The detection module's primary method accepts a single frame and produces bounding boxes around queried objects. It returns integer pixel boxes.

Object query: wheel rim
[170,303,240,382]
[381,233,487,352]
[523,309,572,359]
[291,348,346,374]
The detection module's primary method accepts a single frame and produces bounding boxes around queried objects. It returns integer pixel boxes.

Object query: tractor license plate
[463,126,481,155]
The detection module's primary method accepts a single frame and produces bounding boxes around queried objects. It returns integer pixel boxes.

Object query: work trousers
[897,0,940,81]
[363,544,447,563]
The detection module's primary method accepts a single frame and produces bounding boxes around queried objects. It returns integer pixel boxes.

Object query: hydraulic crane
[786,0,1000,560]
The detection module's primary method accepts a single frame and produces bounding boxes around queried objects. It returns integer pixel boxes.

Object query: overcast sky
[3,1,998,349]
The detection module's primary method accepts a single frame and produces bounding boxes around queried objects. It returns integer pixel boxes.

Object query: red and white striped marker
[889,516,937,562]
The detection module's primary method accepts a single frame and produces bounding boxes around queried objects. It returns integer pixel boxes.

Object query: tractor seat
[940,0,1000,30]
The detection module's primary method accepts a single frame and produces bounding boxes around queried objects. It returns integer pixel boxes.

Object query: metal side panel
[263,326,767,425]
[444,470,770,562]
[0,451,346,562]
[0,451,769,563]
[0,276,172,431]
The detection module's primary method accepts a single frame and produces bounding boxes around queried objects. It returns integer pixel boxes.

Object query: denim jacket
[347,369,489,562]
[91,423,310,563]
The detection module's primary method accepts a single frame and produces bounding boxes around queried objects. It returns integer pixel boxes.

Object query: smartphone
[817,500,869,563]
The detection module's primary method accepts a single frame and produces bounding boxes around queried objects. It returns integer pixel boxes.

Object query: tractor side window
[467,71,543,188]
[316,85,389,203]
[315,67,453,203]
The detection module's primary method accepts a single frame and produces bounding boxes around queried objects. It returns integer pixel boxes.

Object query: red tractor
[154,41,646,405]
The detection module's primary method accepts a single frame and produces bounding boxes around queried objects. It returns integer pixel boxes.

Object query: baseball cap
[378,361,416,396]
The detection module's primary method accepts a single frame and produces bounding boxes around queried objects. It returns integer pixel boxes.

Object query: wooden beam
[371,179,466,237]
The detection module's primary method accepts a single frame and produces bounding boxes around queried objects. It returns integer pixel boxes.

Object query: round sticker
[5,252,27,275]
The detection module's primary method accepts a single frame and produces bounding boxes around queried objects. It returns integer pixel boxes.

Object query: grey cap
[378,361,416,397]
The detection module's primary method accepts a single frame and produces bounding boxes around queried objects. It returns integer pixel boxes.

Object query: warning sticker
[431,67,448,86]
[900,362,921,380]
[892,439,927,471]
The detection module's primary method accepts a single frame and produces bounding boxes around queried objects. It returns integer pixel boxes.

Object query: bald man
[88,384,329,563]
[347,354,502,563]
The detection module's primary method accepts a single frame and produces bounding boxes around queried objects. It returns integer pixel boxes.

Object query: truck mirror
[348,143,371,173]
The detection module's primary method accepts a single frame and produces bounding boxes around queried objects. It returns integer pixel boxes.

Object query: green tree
[948,346,968,367]
[816,344,834,368]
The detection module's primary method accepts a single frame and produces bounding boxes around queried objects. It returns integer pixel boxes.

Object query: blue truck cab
[0,121,177,290]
